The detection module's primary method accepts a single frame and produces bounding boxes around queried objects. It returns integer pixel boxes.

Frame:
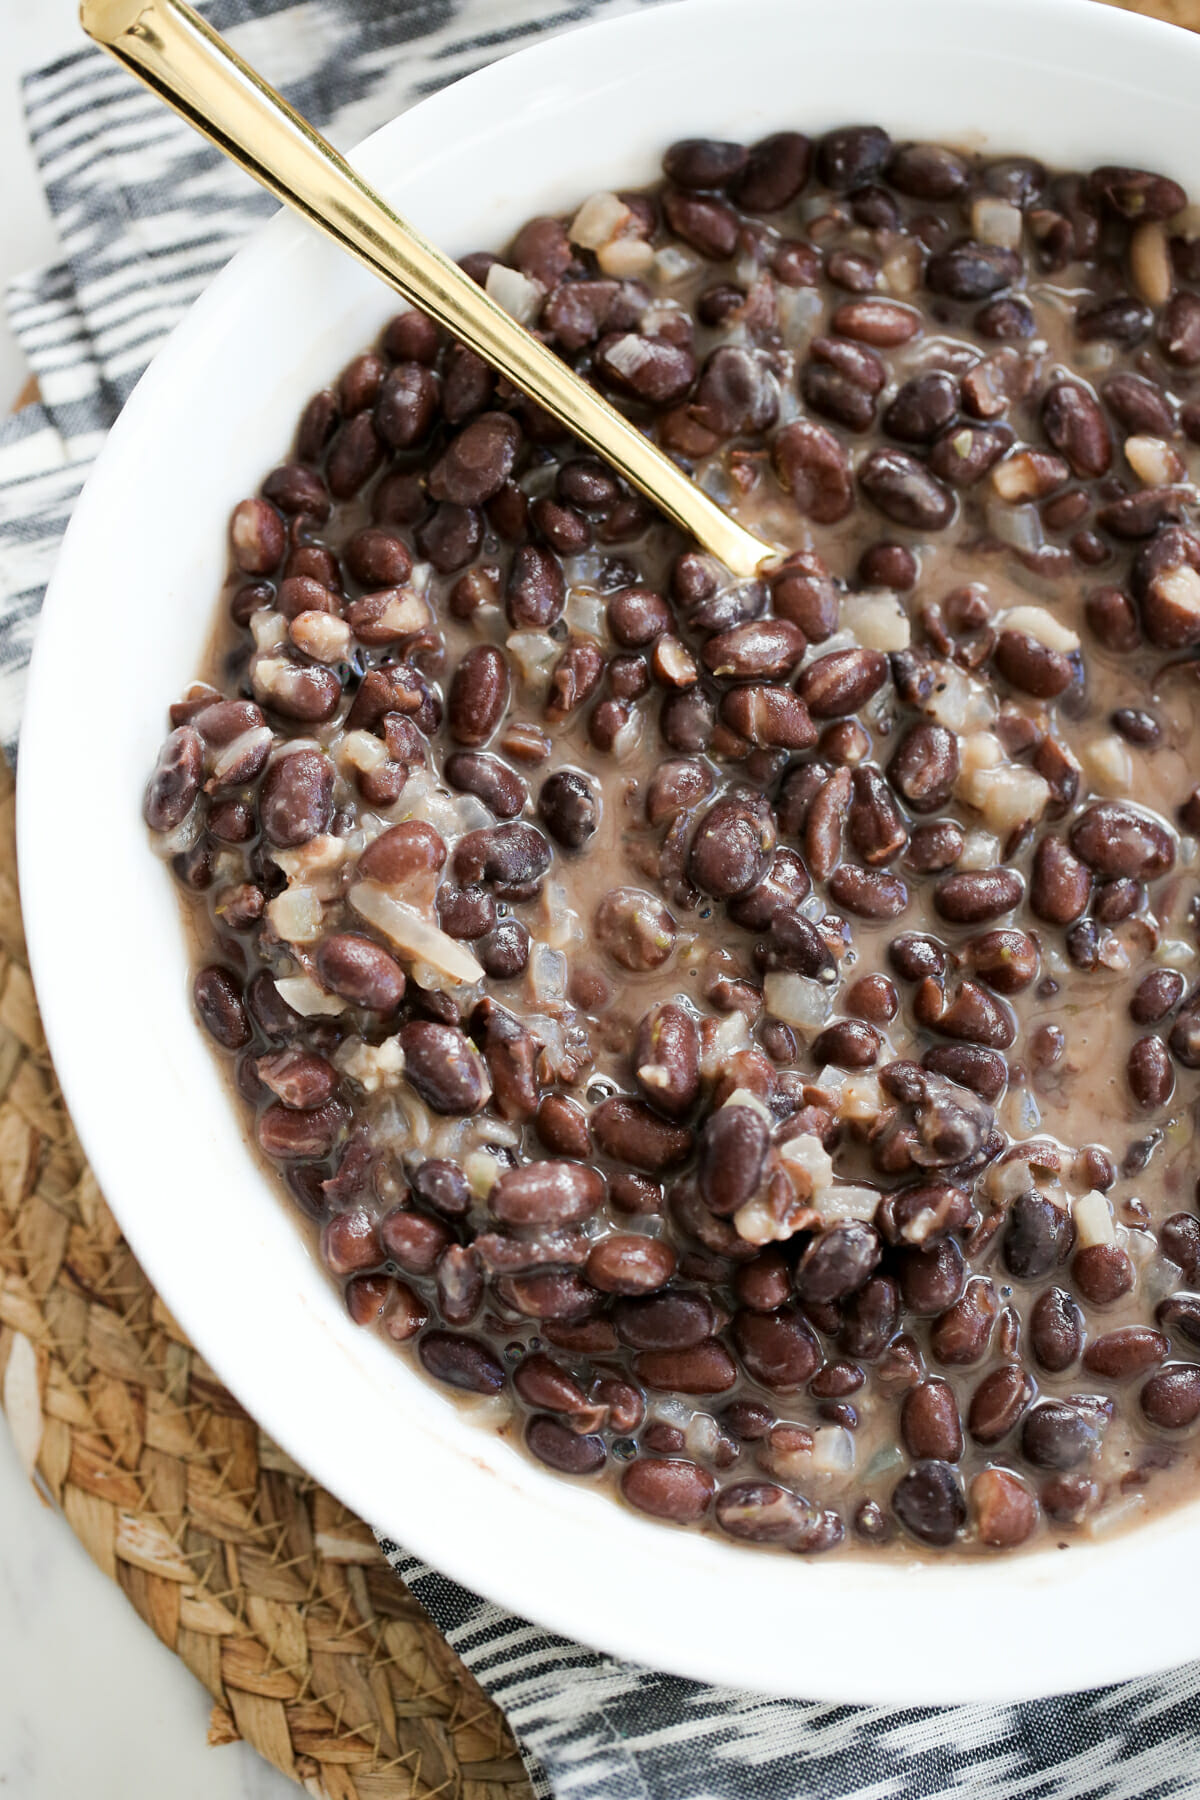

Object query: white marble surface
[0,2,296,1791]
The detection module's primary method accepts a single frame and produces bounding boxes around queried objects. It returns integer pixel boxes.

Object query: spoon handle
[80,0,774,579]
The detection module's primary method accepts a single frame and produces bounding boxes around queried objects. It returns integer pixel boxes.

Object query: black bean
[419,1330,505,1395]
[145,727,203,831]
[858,448,955,529]
[193,967,250,1050]
[526,1414,607,1475]
[621,1457,714,1523]
[538,768,599,849]
[892,1460,966,1546]
[733,1307,821,1390]
[1141,1364,1200,1430]
[1003,1191,1073,1281]
[1021,1398,1101,1469]
[816,125,892,191]
[927,241,1022,301]
[734,131,812,212]
[772,420,853,523]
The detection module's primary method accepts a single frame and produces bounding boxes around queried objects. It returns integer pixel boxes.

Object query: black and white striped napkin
[5,3,1200,1793]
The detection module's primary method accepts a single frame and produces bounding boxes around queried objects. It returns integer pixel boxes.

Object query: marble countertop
[0,2,296,1791]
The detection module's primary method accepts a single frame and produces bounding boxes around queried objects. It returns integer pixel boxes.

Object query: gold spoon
[80,0,775,580]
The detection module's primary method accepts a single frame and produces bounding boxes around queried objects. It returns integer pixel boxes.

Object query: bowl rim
[18,0,1200,1706]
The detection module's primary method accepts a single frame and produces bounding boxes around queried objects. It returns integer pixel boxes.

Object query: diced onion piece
[1083,734,1133,794]
[778,1132,834,1198]
[923,661,996,731]
[335,1035,406,1093]
[733,1197,788,1246]
[1130,220,1173,309]
[273,834,347,883]
[250,609,288,651]
[349,881,485,984]
[569,191,631,249]
[957,828,1004,870]
[654,245,701,285]
[984,1157,1036,1203]
[529,942,568,1006]
[465,1150,505,1199]
[506,629,561,691]
[267,886,324,944]
[958,730,1004,779]
[685,1412,721,1462]
[699,1010,751,1079]
[1154,565,1200,628]
[763,971,835,1031]
[540,881,584,951]
[564,589,607,640]
[812,1183,879,1224]
[274,974,345,1017]
[812,1425,855,1474]
[957,737,1051,833]
[339,730,390,776]
[485,262,543,324]
[1073,1189,1116,1249]
[840,1073,885,1124]
[971,196,1023,248]
[841,589,911,652]
[720,1085,775,1124]
[291,611,352,664]
[597,236,654,276]
[603,334,661,384]
[882,238,921,295]
[1125,433,1180,486]
[985,497,1044,554]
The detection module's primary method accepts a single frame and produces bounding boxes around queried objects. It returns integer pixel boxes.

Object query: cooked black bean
[892,1461,966,1546]
[538,768,599,849]
[733,1307,821,1390]
[1003,1192,1073,1281]
[1021,1399,1102,1469]
[1030,1288,1084,1373]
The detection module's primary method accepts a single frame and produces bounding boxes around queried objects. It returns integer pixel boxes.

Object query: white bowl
[19,0,1200,1705]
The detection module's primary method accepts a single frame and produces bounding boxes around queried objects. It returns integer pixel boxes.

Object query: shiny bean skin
[418,1331,506,1395]
[621,1457,715,1523]
[1142,1365,1200,1430]
[586,1234,676,1295]
[892,1461,966,1546]
[970,1468,1038,1548]
[491,1161,606,1227]
[902,1379,964,1462]
[733,1308,822,1391]
[192,966,251,1051]
[1030,1288,1084,1373]
[526,1415,607,1475]
[448,646,509,746]
[1083,1327,1169,1380]
[316,934,407,1011]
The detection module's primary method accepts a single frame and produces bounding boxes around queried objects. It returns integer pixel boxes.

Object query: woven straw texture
[1105,0,1200,21]
[0,755,529,1797]
[2,1,1199,1786]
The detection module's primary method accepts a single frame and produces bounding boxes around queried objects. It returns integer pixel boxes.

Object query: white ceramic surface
[19,0,1200,1706]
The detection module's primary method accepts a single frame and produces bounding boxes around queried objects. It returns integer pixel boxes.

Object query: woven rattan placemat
[2,4,1198,1785]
